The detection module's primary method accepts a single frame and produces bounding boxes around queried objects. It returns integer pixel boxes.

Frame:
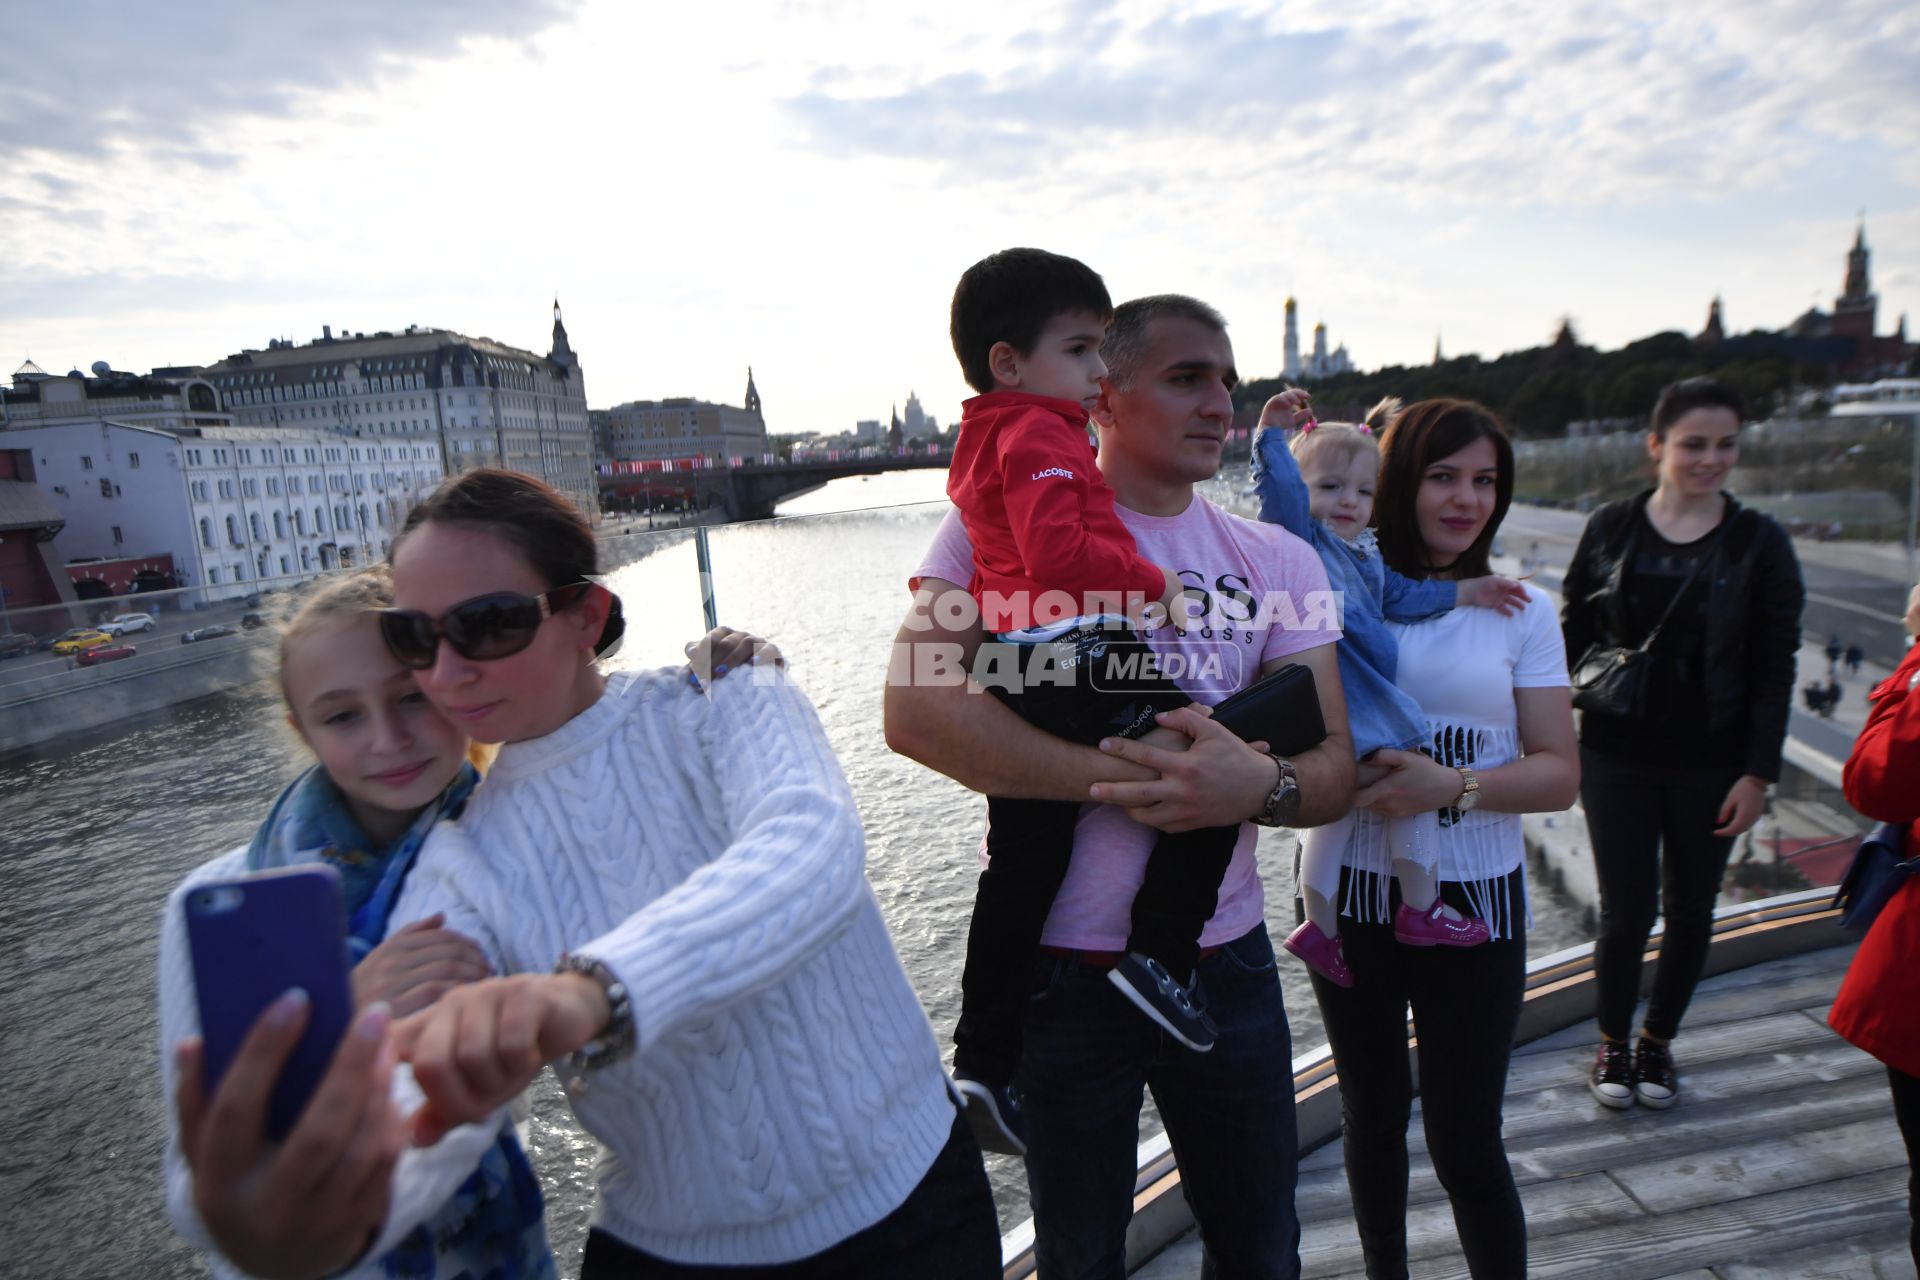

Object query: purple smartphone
[184,864,355,1140]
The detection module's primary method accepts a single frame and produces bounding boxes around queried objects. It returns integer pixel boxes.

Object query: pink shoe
[1394,901,1491,947]
[1283,920,1354,988]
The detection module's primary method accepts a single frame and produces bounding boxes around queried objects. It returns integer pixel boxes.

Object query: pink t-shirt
[913,496,1340,951]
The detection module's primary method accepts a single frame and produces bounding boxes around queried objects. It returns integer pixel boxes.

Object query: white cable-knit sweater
[386,666,955,1265]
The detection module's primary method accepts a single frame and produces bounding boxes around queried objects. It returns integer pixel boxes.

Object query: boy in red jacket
[943,248,1241,1154]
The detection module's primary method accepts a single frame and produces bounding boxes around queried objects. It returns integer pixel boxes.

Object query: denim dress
[1249,427,1453,758]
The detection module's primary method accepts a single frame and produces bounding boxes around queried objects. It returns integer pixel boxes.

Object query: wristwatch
[1453,767,1481,812]
[554,952,636,1090]
[1252,754,1302,827]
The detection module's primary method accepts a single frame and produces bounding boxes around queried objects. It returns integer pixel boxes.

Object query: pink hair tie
[1358,423,1373,435]
[1299,417,1320,433]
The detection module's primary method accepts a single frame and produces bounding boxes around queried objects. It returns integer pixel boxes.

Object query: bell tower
[1833,221,1878,342]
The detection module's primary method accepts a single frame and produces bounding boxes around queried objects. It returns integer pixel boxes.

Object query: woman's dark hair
[1651,376,1744,440]
[393,468,625,656]
[1373,399,1514,580]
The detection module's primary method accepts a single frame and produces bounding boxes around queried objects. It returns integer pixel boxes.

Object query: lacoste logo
[1031,467,1075,480]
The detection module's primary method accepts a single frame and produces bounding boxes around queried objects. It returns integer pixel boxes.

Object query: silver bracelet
[554,952,636,1089]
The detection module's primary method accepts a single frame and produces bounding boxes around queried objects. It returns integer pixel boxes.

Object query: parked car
[99,612,156,636]
[52,629,114,655]
[0,633,39,659]
[180,625,237,644]
[76,643,137,666]
[239,612,267,630]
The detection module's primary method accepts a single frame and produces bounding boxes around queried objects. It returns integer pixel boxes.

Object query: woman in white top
[1308,399,1578,1279]
[175,468,1001,1279]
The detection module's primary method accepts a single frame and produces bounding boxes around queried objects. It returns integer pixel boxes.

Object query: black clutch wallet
[1208,663,1327,758]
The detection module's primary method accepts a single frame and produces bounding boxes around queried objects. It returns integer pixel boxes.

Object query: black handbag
[1570,523,1722,719]
[1833,821,1918,933]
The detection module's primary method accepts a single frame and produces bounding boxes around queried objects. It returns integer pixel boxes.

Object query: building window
[200,517,213,548]
[272,511,284,537]
[129,453,140,469]
[250,513,263,540]
[112,525,124,545]
[209,567,220,584]
[81,455,93,470]
[100,478,113,498]
[226,515,240,545]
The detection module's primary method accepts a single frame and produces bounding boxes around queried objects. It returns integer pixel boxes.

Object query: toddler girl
[1252,391,1524,984]
[158,569,555,1280]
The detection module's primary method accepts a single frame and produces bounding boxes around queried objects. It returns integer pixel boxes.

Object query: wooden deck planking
[1130,946,1912,1277]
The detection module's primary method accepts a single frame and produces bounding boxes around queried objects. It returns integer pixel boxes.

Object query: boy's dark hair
[1373,399,1514,581]
[1651,376,1745,439]
[949,248,1112,394]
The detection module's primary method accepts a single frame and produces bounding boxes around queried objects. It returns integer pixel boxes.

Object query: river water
[0,467,1588,1277]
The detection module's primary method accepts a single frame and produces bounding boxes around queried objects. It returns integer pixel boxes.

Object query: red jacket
[946,391,1165,632]
[1829,642,1920,1076]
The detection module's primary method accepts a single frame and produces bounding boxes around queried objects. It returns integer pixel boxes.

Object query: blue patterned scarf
[247,764,556,1280]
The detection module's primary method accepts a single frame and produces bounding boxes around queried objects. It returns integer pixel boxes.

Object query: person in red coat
[1830,583,1920,1267]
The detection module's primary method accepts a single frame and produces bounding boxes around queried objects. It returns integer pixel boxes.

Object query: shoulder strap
[1638,521,1726,650]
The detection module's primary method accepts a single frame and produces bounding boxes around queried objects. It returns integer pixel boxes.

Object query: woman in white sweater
[1307,400,1578,1279]
[374,469,996,1276]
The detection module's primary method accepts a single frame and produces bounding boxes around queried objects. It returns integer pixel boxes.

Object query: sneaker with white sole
[1589,1040,1634,1110]
[1633,1038,1678,1110]
[1108,953,1218,1052]
[953,1074,1028,1156]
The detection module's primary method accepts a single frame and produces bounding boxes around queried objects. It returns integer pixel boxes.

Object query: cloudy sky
[3,0,1916,433]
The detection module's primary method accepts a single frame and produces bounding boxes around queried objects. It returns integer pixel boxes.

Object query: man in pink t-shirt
[887,295,1354,1279]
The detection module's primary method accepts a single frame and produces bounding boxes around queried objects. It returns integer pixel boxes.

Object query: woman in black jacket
[1561,376,1804,1112]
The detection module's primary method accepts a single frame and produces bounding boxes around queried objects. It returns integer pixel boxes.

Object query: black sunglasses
[379,582,594,669]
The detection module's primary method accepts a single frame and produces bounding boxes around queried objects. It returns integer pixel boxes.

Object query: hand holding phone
[184,865,355,1140]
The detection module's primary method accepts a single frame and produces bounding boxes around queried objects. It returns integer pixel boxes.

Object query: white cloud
[0,0,1914,433]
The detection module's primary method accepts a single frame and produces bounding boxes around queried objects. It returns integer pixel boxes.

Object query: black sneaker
[1107,954,1218,1052]
[953,1074,1028,1156]
[1634,1038,1678,1110]
[1589,1040,1634,1110]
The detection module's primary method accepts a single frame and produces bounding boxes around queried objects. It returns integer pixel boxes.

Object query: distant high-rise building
[900,390,939,440]
[1433,333,1445,365]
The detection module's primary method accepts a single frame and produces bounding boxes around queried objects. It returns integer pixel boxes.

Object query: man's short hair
[1102,295,1228,389]
[950,248,1112,394]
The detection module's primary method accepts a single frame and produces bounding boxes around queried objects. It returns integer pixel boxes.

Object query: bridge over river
[598,449,951,520]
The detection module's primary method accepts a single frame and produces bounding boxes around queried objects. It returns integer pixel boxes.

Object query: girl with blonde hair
[1252,392,1526,985]
[157,568,554,1280]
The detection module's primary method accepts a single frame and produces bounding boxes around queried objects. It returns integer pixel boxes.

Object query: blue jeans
[1018,925,1301,1280]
